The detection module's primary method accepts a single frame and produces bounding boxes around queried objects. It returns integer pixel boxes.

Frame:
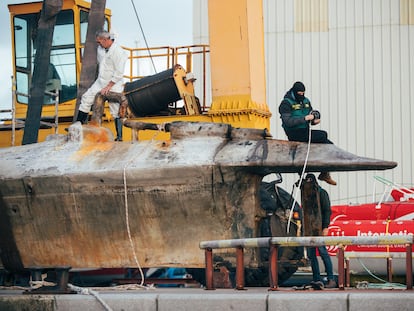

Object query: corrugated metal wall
[194,0,414,204]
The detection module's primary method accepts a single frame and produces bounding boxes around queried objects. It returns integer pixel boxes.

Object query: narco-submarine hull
[0,121,397,272]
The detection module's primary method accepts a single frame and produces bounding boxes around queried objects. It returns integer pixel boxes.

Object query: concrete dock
[1,287,414,311]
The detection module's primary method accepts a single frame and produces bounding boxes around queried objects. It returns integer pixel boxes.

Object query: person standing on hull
[279,81,337,186]
[76,30,128,141]
[302,173,337,289]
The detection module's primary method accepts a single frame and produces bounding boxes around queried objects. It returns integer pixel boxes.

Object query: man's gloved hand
[305,110,321,125]
[310,110,321,120]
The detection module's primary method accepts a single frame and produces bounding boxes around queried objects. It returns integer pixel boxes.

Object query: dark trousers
[285,128,333,144]
[308,246,334,282]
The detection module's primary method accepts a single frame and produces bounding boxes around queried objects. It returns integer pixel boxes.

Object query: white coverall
[79,43,128,117]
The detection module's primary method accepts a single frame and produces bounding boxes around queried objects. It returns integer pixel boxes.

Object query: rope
[71,284,156,311]
[355,258,406,289]
[122,130,164,287]
[129,0,157,74]
[68,284,113,311]
[385,218,391,254]
[287,125,312,233]
[123,164,145,287]
[29,279,56,289]
[355,281,405,290]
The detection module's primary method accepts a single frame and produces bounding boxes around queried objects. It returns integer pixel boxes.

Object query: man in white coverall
[76,30,128,141]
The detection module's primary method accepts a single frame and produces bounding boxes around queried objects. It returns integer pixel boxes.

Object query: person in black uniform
[303,173,337,288]
[279,81,336,185]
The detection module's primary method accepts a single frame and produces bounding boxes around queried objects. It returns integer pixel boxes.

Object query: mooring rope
[123,163,145,287]
[355,258,406,289]
[122,130,165,287]
[68,284,114,311]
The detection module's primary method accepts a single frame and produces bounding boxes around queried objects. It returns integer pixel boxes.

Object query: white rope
[355,259,406,289]
[68,284,114,311]
[123,164,145,287]
[29,280,56,289]
[287,125,312,233]
[122,130,163,287]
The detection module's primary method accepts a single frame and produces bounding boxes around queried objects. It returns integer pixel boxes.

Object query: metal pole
[406,244,413,290]
[54,89,59,134]
[268,244,278,290]
[205,248,215,290]
[345,258,350,287]
[56,267,70,292]
[338,246,345,290]
[11,75,16,146]
[235,247,245,290]
[387,257,393,283]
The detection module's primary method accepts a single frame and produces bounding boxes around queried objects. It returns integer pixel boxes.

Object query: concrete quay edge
[1,288,414,311]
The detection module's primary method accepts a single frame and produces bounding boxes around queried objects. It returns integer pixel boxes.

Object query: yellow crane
[2,0,270,147]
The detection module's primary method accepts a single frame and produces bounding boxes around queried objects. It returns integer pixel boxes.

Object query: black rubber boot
[114,118,123,141]
[76,111,88,124]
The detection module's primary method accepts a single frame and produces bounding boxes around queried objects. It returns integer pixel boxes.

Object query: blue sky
[0,0,193,116]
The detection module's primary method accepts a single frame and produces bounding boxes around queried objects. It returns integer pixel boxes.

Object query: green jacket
[279,92,312,130]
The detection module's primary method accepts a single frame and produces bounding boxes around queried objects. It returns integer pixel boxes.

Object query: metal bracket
[24,267,76,295]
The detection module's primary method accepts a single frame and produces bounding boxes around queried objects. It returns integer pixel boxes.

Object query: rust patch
[158,140,171,148]
[76,142,114,158]
[82,126,112,143]
[72,126,114,160]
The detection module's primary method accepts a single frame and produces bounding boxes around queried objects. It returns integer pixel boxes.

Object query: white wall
[194,0,414,204]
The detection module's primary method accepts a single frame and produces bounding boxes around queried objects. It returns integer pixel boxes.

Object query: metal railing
[1,76,60,147]
[199,235,413,290]
[0,76,18,146]
[343,251,408,286]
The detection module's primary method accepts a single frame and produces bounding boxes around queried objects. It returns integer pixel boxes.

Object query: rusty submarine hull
[0,121,397,272]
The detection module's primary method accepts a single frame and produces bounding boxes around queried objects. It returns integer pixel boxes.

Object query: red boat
[326,178,414,276]
[331,194,414,222]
